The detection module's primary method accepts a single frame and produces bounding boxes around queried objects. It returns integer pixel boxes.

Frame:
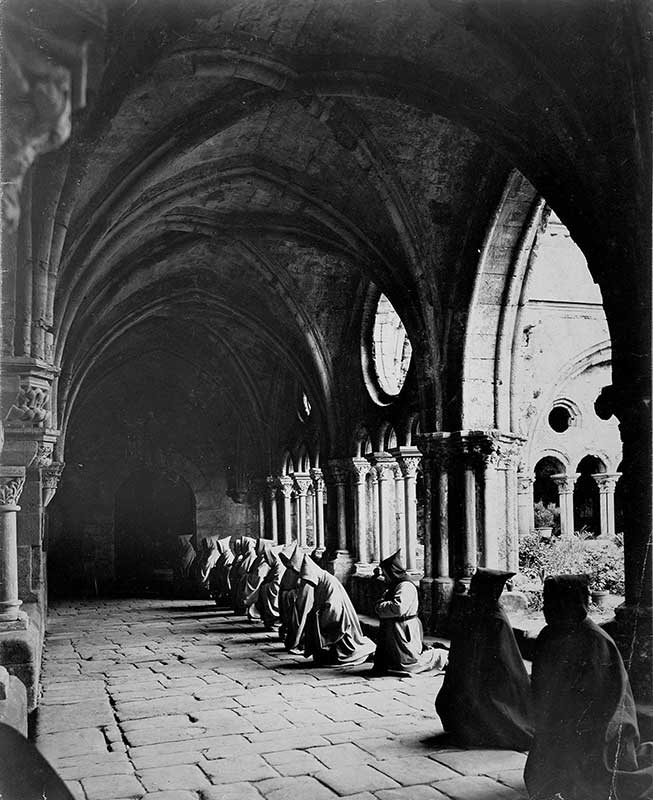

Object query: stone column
[592,472,621,538]
[310,468,325,552]
[370,454,395,561]
[258,494,265,538]
[463,464,478,577]
[517,474,535,537]
[350,458,370,567]
[293,475,311,549]
[369,467,380,561]
[325,461,353,583]
[395,450,421,572]
[552,473,579,536]
[266,478,278,543]
[393,463,406,562]
[0,468,27,627]
[277,477,293,545]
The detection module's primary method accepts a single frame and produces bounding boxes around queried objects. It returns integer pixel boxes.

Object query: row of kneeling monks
[198,535,653,800]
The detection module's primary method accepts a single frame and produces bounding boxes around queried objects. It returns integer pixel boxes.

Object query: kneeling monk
[374,551,447,676]
[289,554,375,667]
[525,574,653,800]
[435,567,533,750]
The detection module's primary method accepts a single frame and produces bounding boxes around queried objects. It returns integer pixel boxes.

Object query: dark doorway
[574,455,605,536]
[114,470,195,592]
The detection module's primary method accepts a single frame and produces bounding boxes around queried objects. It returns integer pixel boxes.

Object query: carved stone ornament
[5,379,51,428]
[350,458,371,483]
[31,441,54,469]
[41,462,64,507]
[551,473,580,494]
[277,476,294,499]
[292,475,311,496]
[399,456,421,479]
[0,473,26,507]
[309,468,325,493]
[517,474,534,493]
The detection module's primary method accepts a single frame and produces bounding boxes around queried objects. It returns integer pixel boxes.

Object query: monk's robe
[207,536,234,605]
[435,567,533,750]
[243,539,272,621]
[255,544,285,629]
[290,555,375,666]
[232,538,257,614]
[0,722,75,800]
[374,551,447,676]
[175,534,196,579]
[525,574,653,800]
[278,543,304,649]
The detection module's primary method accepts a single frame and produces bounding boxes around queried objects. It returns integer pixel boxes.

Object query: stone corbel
[41,462,65,508]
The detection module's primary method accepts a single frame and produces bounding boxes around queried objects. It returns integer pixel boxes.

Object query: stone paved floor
[35,599,529,800]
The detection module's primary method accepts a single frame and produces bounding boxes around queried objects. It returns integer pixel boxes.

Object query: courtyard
[36,599,527,800]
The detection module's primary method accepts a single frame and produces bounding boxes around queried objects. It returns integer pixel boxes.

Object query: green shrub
[533,500,557,529]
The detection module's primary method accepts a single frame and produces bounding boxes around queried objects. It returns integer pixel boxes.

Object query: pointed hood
[380,550,411,584]
[469,567,515,602]
[215,536,232,555]
[279,542,303,573]
[543,574,590,625]
[299,554,322,586]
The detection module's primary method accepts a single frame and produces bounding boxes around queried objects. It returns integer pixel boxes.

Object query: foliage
[584,539,625,593]
[533,500,557,529]
[518,530,625,598]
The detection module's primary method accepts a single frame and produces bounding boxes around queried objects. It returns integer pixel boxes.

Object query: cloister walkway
[35,599,528,800]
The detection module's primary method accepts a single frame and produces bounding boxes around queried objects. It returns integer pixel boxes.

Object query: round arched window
[548,405,572,433]
[371,293,412,397]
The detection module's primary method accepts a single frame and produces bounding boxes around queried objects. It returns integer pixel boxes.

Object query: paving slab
[202,754,279,783]
[430,749,527,777]
[201,783,264,799]
[432,775,527,800]
[313,764,401,795]
[82,773,145,800]
[373,756,459,785]
[376,788,449,800]
[138,764,211,792]
[254,775,338,800]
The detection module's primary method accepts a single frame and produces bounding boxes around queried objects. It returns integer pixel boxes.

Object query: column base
[0,609,28,632]
[353,562,376,577]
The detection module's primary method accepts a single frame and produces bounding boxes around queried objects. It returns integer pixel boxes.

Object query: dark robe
[243,539,272,621]
[525,574,653,800]
[255,544,285,629]
[279,543,304,650]
[232,538,257,613]
[208,537,234,604]
[374,551,447,676]
[290,555,375,666]
[435,567,533,750]
[0,722,74,800]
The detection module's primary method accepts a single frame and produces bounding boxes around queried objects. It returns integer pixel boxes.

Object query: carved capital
[592,472,621,494]
[398,456,421,479]
[551,472,580,494]
[350,457,371,484]
[309,468,324,493]
[292,474,311,496]
[277,476,294,499]
[4,375,51,429]
[30,441,55,470]
[0,467,27,507]
[41,461,65,507]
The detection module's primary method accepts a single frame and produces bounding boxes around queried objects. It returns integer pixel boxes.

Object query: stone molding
[0,467,27,507]
[517,473,534,493]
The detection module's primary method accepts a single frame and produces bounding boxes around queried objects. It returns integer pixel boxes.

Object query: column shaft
[336,481,347,550]
[436,464,449,578]
[0,469,26,623]
[269,490,278,543]
[463,466,477,576]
